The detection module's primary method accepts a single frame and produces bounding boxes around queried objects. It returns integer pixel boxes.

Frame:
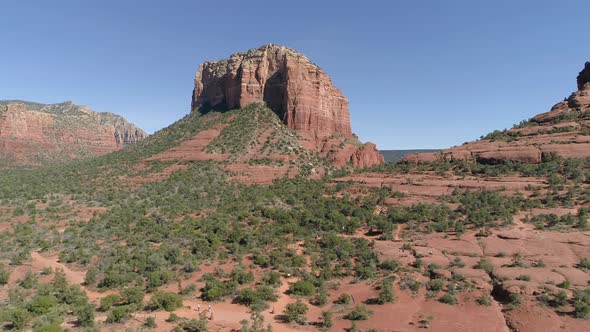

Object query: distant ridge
[0,100,146,168]
[380,149,440,162]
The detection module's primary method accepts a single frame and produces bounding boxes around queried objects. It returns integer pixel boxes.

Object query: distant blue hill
[380,149,440,163]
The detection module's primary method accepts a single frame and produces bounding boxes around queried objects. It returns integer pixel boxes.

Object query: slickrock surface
[0,100,146,167]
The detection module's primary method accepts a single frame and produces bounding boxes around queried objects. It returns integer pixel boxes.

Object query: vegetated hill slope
[0,100,146,168]
[1,97,590,331]
[380,149,440,162]
[404,62,590,164]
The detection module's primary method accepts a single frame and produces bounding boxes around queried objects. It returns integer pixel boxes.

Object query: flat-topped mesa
[192,44,383,168]
[403,61,590,165]
[192,44,351,140]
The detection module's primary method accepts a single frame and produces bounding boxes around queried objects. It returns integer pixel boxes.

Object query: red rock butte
[192,44,351,140]
[191,44,384,168]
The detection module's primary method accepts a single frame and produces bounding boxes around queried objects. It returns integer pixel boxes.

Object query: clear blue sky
[1,1,590,149]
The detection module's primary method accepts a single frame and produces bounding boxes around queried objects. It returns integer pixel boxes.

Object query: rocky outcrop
[403,62,590,164]
[192,44,383,168]
[577,62,590,90]
[0,100,146,167]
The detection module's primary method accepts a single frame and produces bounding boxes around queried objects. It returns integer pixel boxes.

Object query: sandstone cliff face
[0,100,146,167]
[192,44,383,168]
[403,62,590,164]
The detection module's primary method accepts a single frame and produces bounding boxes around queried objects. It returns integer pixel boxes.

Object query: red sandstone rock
[351,143,384,168]
[577,61,590,90]
[0,101,146,167]
[192,44,383,169]
[193,44,351,139]
[404,61,590,164]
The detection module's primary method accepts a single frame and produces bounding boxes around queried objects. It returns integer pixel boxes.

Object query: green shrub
[449,257,465,268]
[509,293,521,306]
[426,279,445,292]
[32,323,63,332]
[313,289,328,306]
[573,289,590,319]
[99,294,120,311]
[335,293,353,305]
[379,259,400,272]
[477,293,493,306]
[260,271,281,287]
[149,291,183,311]
[27,295,58,314]
[6,307,29,330]
[475,259,494,273]
[377,282,395,304]
[321,311,333,328]
[289,280,315,297]
[147,270,173,290]
[120,286,144,308]
[345,304,373,320]
[144,316,157,328]
[74,303,96,327]
[0,263,10,285]
[578,258,590,270]
[439,293,458,305]
[230,266,254,285]
[516,275,531,281]
[558,280,570,289]
[167,313,180,322]
[179,316,208,331]
[106,305,129,323]
[19,271,38,289]
[283,300,308,324]
[555,290,568,307]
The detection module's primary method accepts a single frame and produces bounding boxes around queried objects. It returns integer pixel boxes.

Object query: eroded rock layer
[404,62,590,164]
[0,100,146,167]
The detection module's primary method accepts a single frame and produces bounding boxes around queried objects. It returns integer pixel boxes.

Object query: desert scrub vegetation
[526,209,589,231]
[0,269,94,330]
[1,101,589,329]
[206,103,268,156]
[366,154,590,184]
